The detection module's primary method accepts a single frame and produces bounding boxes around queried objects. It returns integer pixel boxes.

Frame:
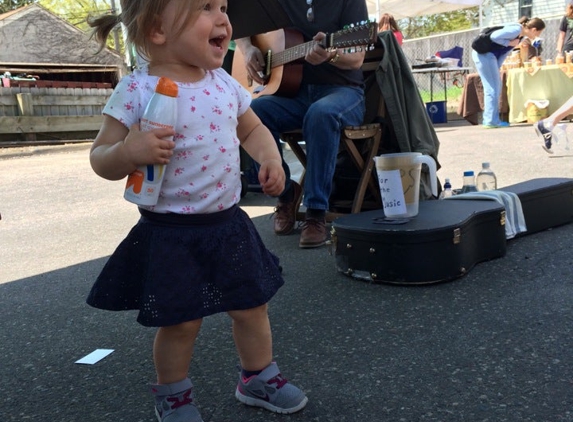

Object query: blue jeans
[471,50,508,126]
[250,83,365,211]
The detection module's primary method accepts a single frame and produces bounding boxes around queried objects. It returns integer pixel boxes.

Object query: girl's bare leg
[228,304,272,371]
[549,95,573,127]
[153,319,202,384]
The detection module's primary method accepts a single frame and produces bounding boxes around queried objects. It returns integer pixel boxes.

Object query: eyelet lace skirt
[86,205,284,327]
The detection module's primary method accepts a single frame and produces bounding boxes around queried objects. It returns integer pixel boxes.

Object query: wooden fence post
[16,93,36,142]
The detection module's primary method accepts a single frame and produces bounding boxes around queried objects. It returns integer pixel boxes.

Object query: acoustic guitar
[232,22,377,98]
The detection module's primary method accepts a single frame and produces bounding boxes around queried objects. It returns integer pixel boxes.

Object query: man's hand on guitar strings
[240,43,267,85]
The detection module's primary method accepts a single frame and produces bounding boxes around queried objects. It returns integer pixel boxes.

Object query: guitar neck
[271,40,318,68]
[265,23,377,70]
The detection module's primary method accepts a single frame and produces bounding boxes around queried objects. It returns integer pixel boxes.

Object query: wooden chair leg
[281,131,306,189]
[282,124,383,220]
[340,124,383,213]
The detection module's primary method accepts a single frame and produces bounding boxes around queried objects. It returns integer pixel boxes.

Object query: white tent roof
[367,0,482,20]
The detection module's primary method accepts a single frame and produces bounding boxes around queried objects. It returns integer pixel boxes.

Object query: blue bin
[426,101,447,124]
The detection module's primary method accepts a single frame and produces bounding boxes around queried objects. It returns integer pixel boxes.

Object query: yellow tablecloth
[507,64,573,123]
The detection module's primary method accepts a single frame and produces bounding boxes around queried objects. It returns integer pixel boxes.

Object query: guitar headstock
[325,21,378,51]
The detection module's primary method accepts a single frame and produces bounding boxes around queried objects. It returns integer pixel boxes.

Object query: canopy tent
[227,0,484,39]
[367,0,482,20]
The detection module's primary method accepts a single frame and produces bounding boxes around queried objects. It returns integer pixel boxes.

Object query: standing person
[471,17,545,129]
[378,12,403,46]
[86,1,308,421]
[557,0,573,55]
[235,0,369,249]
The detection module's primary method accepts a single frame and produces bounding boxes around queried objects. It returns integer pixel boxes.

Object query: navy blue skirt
[86,205,284,327]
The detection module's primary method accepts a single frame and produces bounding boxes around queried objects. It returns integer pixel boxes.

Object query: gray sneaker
[151,378,204,422]
[235,362,308,414]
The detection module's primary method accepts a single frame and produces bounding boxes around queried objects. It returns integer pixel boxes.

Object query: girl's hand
[258,158,285,196]
[123,123,176,167]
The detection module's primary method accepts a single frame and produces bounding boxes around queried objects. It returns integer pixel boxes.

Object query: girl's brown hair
[88,0,206,58]
[378,13,400,33]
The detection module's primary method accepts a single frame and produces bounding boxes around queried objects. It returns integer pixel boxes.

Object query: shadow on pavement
[1,212,573,422]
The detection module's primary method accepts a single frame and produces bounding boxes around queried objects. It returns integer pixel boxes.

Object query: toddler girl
[86,1,307,420]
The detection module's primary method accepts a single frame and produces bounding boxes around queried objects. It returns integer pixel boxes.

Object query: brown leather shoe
[299,217,327,248]
[273,181,303,235]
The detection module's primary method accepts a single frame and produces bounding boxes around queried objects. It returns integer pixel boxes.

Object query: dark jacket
[372,31,441,198]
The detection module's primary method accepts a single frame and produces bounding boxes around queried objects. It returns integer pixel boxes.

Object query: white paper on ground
[75,349,115,365]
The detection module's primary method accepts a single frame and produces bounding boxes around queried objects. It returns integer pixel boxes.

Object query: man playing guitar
[236,0,370,249]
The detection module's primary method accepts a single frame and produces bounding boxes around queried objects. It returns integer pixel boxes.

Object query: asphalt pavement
[1,118,573,422]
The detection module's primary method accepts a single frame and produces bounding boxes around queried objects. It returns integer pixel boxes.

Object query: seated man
[235,0,369,249]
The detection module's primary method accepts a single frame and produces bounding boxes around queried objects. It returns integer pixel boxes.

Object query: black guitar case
[500,177,573,235]
[331,178,573,285]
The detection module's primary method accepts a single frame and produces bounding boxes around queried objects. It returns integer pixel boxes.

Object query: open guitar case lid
[228,0,293,39]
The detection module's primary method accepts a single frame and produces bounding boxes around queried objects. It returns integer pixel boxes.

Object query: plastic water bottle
[124,77,178,206]
[439,178,453,199]
[476,162,497,191]
[460,170,478,193]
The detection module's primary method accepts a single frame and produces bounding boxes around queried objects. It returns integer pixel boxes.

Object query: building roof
[0,4,123,68]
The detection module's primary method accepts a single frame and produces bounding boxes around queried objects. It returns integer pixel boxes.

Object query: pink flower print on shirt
[212,106,222,115]
[195,135,204,142]
[176,188,191,198]
[126,81,138,92]
[218,203,225,211]
[216,181,226,191]
[175,150,192,160]
[174,167,184,176]
[200,192,209,200]
[227,102,235,111]
[223,164,232,173]
[215,84,225,93]
[201,165,208,172]
[203,89,211,96]
[209,122,220,133]
[124,101,135,112]
[219,146,227,153]
[190,105,196,113]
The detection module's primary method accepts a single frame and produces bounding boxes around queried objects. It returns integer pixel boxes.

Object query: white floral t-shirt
[103,67,252,214]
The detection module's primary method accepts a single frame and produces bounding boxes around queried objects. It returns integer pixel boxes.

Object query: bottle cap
[155,77,178,97]
[463,170,474,176]
[482,162,490,168]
